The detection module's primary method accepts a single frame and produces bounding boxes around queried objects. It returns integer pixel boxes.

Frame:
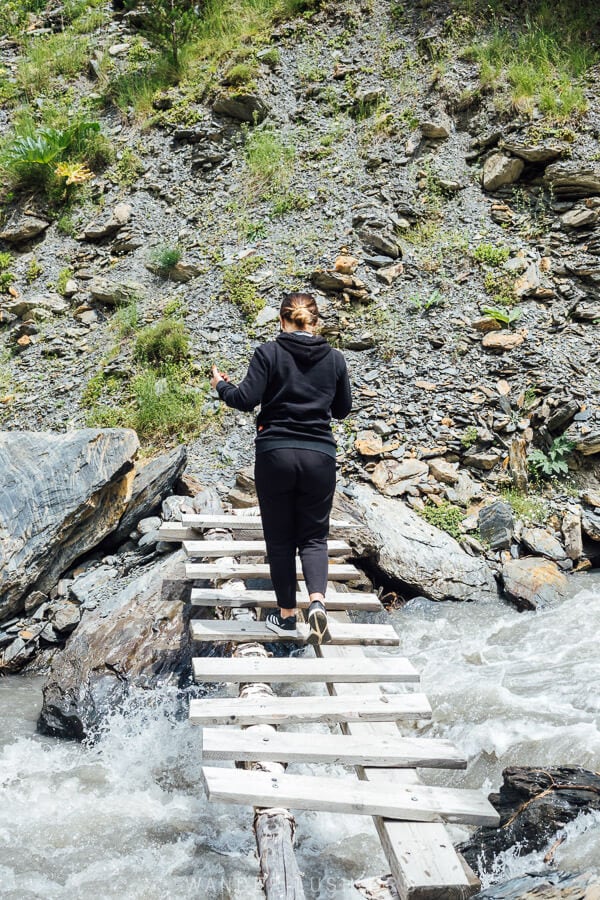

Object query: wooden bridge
[159,510,498,899]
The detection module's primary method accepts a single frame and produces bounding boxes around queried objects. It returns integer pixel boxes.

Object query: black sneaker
[265,611,298,637]
[307,600,331,646]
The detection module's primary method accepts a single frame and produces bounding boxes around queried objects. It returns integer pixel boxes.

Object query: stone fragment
[89,277,143,306]
[501,557,568,610]
[427,457,459,485]
[83,203,132,241]
[482,330,526,351]
[0,429,139,622]
[582,490,600,508]
[521,527,566,562]
[499,140,566,163]
[354,430,384,456]
[546,400,580,433]
[50,601,81,633]
[334,255,358,275]
[356,227,401,259]
[478,501,514,550]
[0,215,49,244]
[564,422,600,455]
[561,204,599,229]
[63,279,79,297]
[229,487,257,509]
[351,484,498,601]
[544,160,600,197]
[582,508,600,541]
[482,154,524,191]
[420,117,451,139]
[509,436,528,492]
[562,510,583,561]
[463,449,502,471]
[213,92,269,123]
[0,635,37,672]
[375,262,404,285]
[7,293,68,318]
[256,306,279,326]
[370,458,428,495]
[513,262,540,298]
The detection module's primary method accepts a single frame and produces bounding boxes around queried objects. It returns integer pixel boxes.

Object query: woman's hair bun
[290,306,312,326]
[280,292,319,327]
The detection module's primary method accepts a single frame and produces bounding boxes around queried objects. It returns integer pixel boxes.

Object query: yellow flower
[54,162,94,185]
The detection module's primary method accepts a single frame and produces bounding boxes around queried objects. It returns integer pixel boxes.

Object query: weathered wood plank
[190,587,382,611]
[183,539,351,557]
[190,618,400,646]
[190,692,431,726]
[181,513,360,530]
[202,728,466,769]
[318,614,478,899]
[185,561,359,580]
[192,655,418,684]
[200,767,500,826]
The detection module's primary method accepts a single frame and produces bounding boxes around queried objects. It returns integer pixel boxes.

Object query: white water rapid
[1,574,599,899]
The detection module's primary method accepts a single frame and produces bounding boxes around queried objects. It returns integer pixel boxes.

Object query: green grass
[473,243,510,267]
[500,486,549,524]
[222,256,266,319]
[418,501,465,540]
[244,126,295,198]
[223,62,258,86]
[110,148,145,187]
[17,32,90,99]
[134,318,189,366]
[149,244,183,276]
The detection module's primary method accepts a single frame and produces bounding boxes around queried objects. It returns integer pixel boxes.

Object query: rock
[562,509,583,561]
[213,92,269,123]
[310,269,369,295]
[146,260,202,282]
[351,484,498,601]
[0,429,139,622]
[137,516,162,535]
[459,766,600,874]
[0,634,38,672]
[513,261,540,298]
[509,436,528,492]
[563,421,600,455]
[521,526,566,562]
[229,486,257,508]
[89,277,144,306]
[449,471,481,506]
[370,458,429,496]
[481,330,526,351]
[427,457,459,485]
[6,293,68,318]
[498,140,566,163]
[334,255,359,274]
[501,557,569,610]
[544,160,600,197]
[356,227,402,259]
[581,507,600,541]
[420,116,451,139]
[482,153,524,191]
[478,501,514,550]
[354,430,384,456]
[63,278,79,297]
[473,870,600,900]
[462,449,502,471]
[256,306,280,326]
[547,399,580,433]
[69,564,118,606]
[561,203,599,229]
[0,215,49,244]
[50,601,81,633]
[24,590,48,614]
[83,203,132,241]
[375,262,404,285]
[38,550,192,739]
[107,446,186,546]
[582,490,600,508]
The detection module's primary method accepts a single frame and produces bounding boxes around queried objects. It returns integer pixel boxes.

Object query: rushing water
[1,575,599,899]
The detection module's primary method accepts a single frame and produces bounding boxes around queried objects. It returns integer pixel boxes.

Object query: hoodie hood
[276,331,332,365]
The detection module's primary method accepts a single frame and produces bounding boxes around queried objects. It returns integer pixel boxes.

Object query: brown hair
[280,292,319,329]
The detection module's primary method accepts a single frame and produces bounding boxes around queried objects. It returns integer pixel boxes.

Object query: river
[1,575,599,899]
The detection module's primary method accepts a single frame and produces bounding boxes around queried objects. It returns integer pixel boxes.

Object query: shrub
[0,252,14,293]
[26,257,43,283]
[150,244,183,275]
[134,318,189,366]
[137,0,200,68]
[473,243,510,266]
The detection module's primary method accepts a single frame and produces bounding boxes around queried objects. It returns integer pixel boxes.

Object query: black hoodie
[216,332,352,454]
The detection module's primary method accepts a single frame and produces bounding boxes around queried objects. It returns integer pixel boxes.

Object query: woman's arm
[215,348,269,412]
[331,352,352,419]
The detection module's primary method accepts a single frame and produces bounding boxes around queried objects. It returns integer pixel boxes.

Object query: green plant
[1,121,103,194]
[461,425,479,449]
[271,191,312,216]
[0,252,14,293]
[260,47,280,68]
[134,318,190,367]
[112,148,145,186]
[473,243,510,266]
[500,486,549,524]
[483,269,517,306]
[528,434,575,479]
[482,305,522,327]
[150,244,183,276]
[137,0,200,68]
[222,256,266,319]
[409,290,445,314]
[17,31,90,98]
[25,257,43,283]
[418,501,465,540]
[223,62,257,86]
[244,126,294,197]
[113,298,139,337]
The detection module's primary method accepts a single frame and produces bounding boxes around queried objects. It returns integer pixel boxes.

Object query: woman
[210,292,352,644]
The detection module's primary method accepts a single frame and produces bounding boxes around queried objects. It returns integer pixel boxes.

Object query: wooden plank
[185,561,359,581]
[200,767,500,826]
[202,728,466,769]
[181,513,360,530]
[190,587,382,611]
[190,618,400,646]
[190,692,431,726]
[184,539,351,557]
[318,614,477,899]
[192,655,419,684]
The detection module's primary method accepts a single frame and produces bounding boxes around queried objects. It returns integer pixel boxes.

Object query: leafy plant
[473,242,510,266]
[409,290,445,314]
[528,434,575,479]
[56,268,73,296]
[500,486,548,524]
[482,305,522,327]
[25,257,43,283]
[461,425,479,449]
[419,501,465,540]
[1,121,101,192]
[222,256,266,319]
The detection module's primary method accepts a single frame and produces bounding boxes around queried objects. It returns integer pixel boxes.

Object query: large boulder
[349,484,498,601]
[0,429,139,622]
[38,550,193,739]
[501,557,569,610]
[544,160,600,196]
[473,871,600,899]
[460,766,600,874]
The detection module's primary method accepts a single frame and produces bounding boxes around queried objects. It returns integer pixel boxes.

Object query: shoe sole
[265,619,299,638]
[307,607,331,646]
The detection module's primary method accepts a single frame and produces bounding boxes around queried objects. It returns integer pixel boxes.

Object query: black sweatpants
[254,448,337,610]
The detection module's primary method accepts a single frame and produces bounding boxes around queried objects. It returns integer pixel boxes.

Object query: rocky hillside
[1,0,599,577]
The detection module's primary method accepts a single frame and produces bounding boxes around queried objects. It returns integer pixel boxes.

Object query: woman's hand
[210,365,229,390]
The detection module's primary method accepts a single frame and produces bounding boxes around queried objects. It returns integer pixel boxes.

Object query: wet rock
[0,634,38,672]
[351,484,498,601]
[89,277,144,306]
[482,330,526,351]
[0,429,139,622]
[213,92,269,123]
[0,214,49,244]
[38,550,192,740]
[501,557,568,610]
[478,501,514,550]
[473,870,600,900]
[544,160,600,197]
[521,526,566,562]
[460,766,600,874]
[370,458,428,496]
[482,154,524,191]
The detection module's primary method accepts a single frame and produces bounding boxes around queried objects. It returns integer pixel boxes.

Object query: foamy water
[1,576,599,898]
